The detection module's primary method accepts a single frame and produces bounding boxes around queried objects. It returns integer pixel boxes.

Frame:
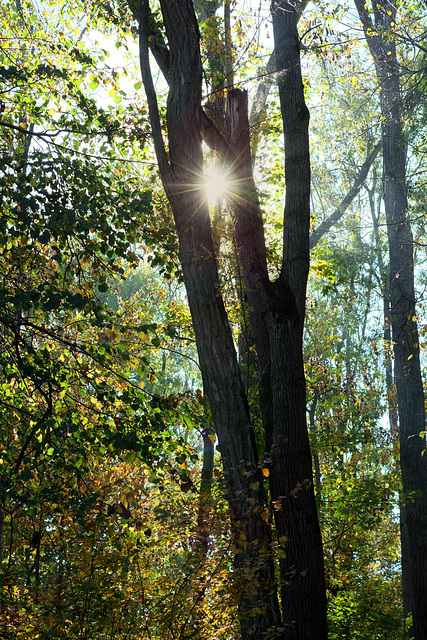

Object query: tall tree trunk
[138,1,282,638]
[369,180,414,627]
[271,7,327,636]
[138,0,327,637]
[354,2,427,636]
[225,3,327,634]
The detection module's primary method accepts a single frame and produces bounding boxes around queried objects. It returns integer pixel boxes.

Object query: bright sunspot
[204,167,230,204]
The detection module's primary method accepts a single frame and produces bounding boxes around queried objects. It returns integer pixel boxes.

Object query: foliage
[0,3,206,638]
[3,0,427,637]
[1,458,238,640]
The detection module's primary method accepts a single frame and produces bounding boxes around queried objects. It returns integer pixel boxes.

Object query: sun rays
[204,166,233,204]
[162,155,251,222]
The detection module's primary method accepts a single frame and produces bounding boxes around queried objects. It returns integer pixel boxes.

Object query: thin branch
[310,141,382,249]
[0,119,155,165]
[138,0,170,179]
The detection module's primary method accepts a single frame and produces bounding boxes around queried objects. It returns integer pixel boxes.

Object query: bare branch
[138,0,170,179]
[310,141,382,249]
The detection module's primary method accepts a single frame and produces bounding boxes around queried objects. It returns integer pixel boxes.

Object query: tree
[135,0,327,638]
[0,3,205,636]
[353,1,427,636]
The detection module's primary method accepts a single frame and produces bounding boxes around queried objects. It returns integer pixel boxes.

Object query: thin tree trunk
[354,2,427,636]
[195,426,214,555]
[369,182,414,625]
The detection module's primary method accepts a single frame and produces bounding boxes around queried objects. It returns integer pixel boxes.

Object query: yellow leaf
[262,468,270,477]
[261,508,269,522]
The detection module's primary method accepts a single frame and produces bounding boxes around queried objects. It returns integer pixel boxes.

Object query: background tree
[353,1,427,636]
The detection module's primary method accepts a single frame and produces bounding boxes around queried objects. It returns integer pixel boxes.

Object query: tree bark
[139,1,282,638]
[354,1,427,636]
[369,181,414,628]
[271,8,327,635]
[138,0,327,637]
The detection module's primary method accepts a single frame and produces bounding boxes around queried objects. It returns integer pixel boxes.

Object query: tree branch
[249,0,309,126]
[310,141,382,249]
[138,0,170,179]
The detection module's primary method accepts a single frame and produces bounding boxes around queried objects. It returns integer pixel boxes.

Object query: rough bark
[369,181,414,625]
[271,9,327,635]
[354,1,427,637]
[139,1,282,638]
[138,0,327,637]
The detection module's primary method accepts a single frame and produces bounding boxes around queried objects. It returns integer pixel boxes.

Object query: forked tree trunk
[139,2,281,638]
[138,0,327,637]
[226,82,326,638]
[354,1,427,637]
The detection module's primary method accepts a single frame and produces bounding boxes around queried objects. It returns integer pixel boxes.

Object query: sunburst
[204,166,233,204]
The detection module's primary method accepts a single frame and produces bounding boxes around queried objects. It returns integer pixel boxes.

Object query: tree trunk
[195,426,214,555]
[138,0,327,637]
[225,4,327,634]
[354,2,427,636]
[271,8,327,636]
[369,181,414,629]
[139,1,282,638]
